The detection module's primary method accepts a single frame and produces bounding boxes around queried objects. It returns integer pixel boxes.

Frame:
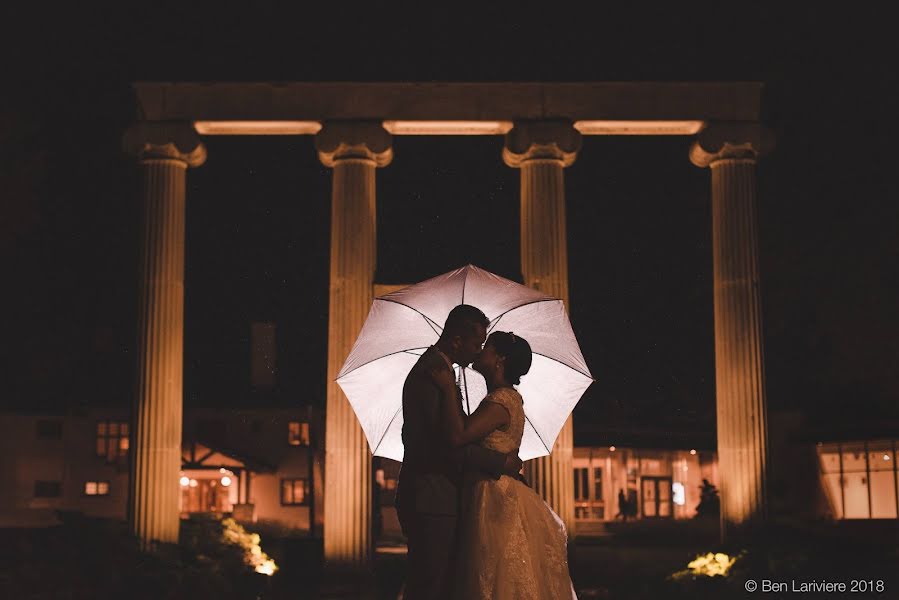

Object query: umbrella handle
[461,367,471,415]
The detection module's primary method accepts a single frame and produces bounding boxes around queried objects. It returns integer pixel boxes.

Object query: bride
[430,331,578,600]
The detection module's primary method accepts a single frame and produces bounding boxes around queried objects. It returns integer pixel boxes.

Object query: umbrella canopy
[336,265,593,462]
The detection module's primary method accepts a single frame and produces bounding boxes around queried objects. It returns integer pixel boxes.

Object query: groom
[396,304,522,600]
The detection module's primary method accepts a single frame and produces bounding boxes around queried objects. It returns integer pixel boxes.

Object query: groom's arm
[458,444,521,480]
[445,385,521,478]
[427,366,522,479]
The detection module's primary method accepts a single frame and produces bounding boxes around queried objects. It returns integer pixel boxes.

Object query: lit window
[84,481,110,496]
[593,467,603,500]
[96,421,129,463]
[280,478,309,505]
[573,468,589,501]
[288,422,310,446]
[672,482,686,506]
[817,440,898,519]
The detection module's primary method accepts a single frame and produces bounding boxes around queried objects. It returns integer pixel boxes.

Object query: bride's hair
[488,331,532,386]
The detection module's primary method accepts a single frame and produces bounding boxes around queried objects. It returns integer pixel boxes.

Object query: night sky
[2,5,897,431]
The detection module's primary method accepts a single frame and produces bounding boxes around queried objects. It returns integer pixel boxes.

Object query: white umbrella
[336,264,593,462]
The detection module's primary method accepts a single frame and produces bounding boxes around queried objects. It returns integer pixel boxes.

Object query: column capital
[502,120,582,168]
[315,121,393,167]
[689,122,775,168]
[123,122,207,167]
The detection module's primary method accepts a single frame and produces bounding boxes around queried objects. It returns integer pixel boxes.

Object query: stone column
[503,121,581,536]
[690,123,774,539]
[123,122,206,550]
[315,123,392,574]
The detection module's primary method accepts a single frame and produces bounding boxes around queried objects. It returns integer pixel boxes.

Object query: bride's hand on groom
[428,365,456,391]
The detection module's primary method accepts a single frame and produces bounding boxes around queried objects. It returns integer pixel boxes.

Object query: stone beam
[134,82,762,123]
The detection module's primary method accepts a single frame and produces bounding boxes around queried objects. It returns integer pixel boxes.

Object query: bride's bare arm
[430,366,511,448]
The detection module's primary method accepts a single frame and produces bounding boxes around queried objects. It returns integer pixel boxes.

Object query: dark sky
[2,5,897,429]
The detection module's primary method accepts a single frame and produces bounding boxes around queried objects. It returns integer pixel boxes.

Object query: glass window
[841,444,870,519]
[817,443,844,517]
[593,467,603,500]
[574,468,589,501]
[642,479,657,517]
[841,444,867,472]
[84,481,110,496]
[280,478,309,505]
[868,442,897,519]
[672,482,686,506]
[288,422,310,446]
[819,440,899,520]
[96,421,129,463]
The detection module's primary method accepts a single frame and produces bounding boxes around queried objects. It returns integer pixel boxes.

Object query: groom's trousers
[397,506,457,600]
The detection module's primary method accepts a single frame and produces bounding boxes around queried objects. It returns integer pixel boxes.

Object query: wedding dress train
[453,387,578,600]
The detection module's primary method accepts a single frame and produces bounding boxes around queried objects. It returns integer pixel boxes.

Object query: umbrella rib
[524,413,553,455]
[378,298,443,335]
[372,405,403,456]
[531,351,595,381]
[336,347,431,380]
[461,270,467,305]
[487,298,559,332]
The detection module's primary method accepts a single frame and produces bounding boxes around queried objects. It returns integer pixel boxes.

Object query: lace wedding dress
[453,387,578,599]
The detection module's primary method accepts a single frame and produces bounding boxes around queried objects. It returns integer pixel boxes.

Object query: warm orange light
[382,120,514,135]
[189,479,198,488]
[690,449,697,455]
[222,518,279,576]
[221,476,232,487]
[574,120,704,135]
[609,446,616,452]
[179,476,190,487]
[194,121,322,135]
[884,454,892,461]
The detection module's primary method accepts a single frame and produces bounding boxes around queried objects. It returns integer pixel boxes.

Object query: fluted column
[690,123,774,540]
[123,123,206,550]
[316,123,392,573]
[504,121,581,536]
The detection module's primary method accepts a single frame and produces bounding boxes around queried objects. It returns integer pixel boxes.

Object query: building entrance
[641,476,673,518]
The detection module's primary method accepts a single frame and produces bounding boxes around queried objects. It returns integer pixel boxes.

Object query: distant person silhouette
[617,489,629,521]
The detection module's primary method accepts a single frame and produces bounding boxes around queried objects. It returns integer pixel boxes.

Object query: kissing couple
[396,304,577,599]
